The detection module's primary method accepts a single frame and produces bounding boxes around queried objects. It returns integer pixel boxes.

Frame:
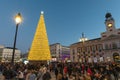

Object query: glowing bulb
[41,11,44,14]
[15,13,22,24]
[107,23,112,27]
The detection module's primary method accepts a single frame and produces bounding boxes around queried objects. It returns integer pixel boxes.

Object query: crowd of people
[0,62,51,80]
[0,61,119,80]
[53,62,120,80]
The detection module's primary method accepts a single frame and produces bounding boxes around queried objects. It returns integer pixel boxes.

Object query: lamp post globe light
[11,13,22,64]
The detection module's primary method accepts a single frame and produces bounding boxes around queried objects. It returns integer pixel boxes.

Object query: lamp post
[11,13,22,64]
[80,33,88,63]
[77,53,80,62]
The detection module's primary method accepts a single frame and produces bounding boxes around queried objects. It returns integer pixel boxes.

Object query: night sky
[0,0,120,53]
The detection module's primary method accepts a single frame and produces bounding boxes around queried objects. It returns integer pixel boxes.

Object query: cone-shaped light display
[28,11,51,61]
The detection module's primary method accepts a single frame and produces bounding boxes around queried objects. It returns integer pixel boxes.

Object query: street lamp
[80,33,88,63]
[11,13,22,64]
[79,33,88,43]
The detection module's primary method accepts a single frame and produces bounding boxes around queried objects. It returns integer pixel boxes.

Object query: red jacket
[87,68,93,76]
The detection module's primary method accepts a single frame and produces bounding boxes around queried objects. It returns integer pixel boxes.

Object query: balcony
[103,47,120,51]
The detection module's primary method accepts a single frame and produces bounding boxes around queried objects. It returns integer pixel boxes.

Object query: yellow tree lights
[28,11,51,61]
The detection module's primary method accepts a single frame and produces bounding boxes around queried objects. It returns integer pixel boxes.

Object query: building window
[73,56,75,61]
[87,46,90,52]
[112,42,117,49]
[72,49,75,55]
[96,45,98,51]
[77,47,80,53]
[90,46,92,51]
[110,44,112,49]
[105,44,109,49]
[98,44,103,51]
[119,41,120,48]
[92,45,95,51]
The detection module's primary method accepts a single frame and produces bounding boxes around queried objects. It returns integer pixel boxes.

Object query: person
[87,66,92,76]
[85,73,91,80]
[69,74,74,80]
[81,63,85,74]
[42,67,51,80]
[67,65,72,77]
[55,67,58,79]
[37,68,44,80]
[57,71,62,80]
[25,70,36,80]
[63,66,67,74]
[17,68,24,80]
[93,69,101,80]
[29,70,36,80]
[1,74,5,80]
[3,66,17,80]
[62,74,68,80]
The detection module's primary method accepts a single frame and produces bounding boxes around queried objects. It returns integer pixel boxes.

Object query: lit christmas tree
[28,11,51,61]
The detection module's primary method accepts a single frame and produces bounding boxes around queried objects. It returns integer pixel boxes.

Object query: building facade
[50,43,70,62]
[0,46,21,62]
[70,13,120,63]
